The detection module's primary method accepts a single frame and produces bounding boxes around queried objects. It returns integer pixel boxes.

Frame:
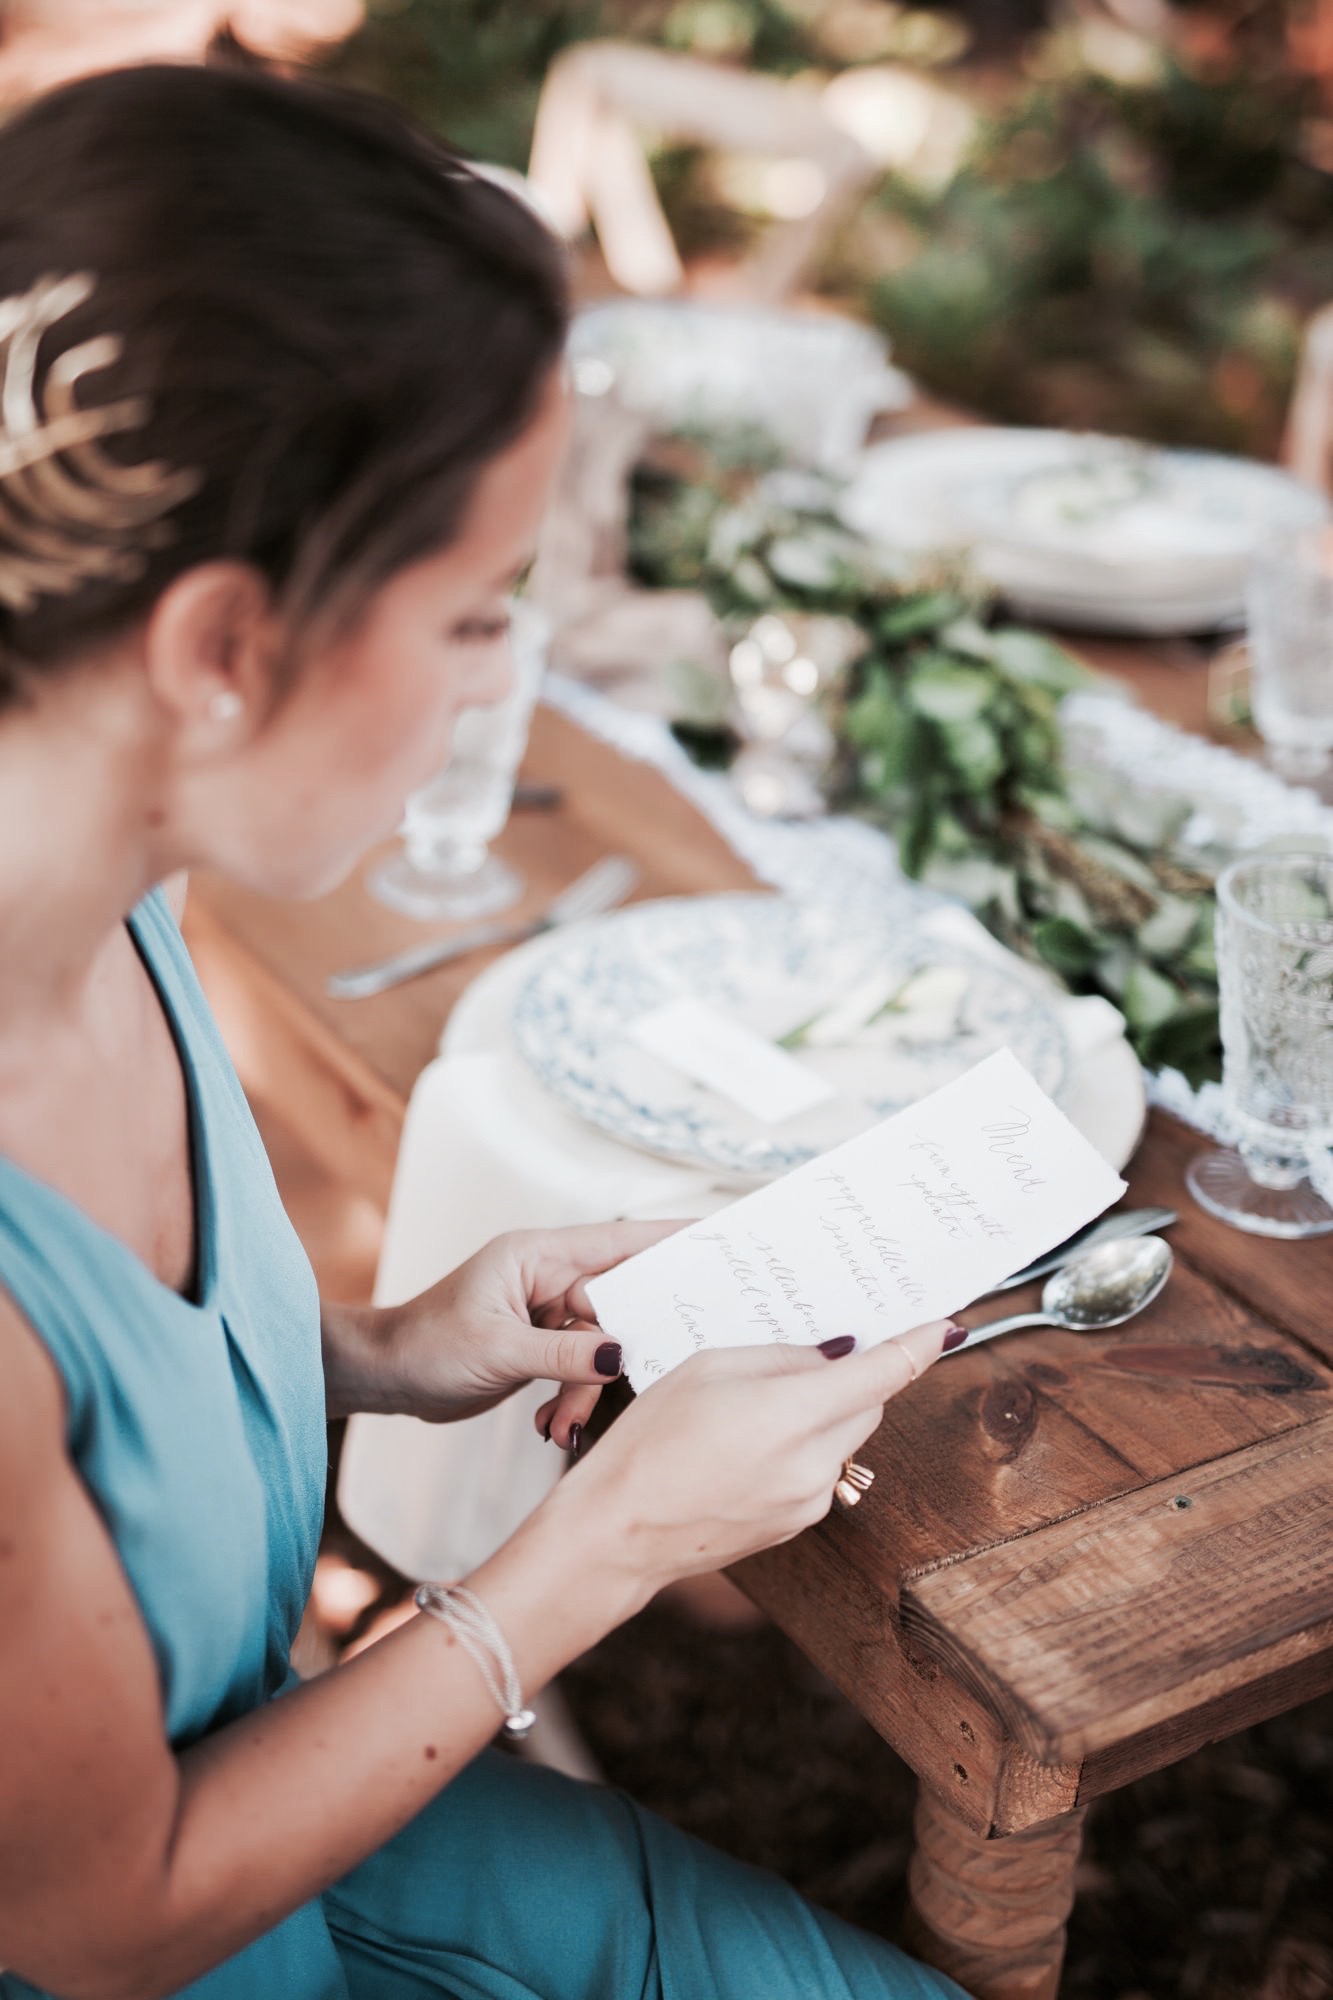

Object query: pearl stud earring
[209,690,243,723]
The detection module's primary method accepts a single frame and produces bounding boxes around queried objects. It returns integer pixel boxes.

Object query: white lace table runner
[544,673,1333,1151]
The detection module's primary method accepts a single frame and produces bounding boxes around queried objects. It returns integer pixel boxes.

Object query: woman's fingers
[532,1315,954,1461]
[532,1382,602,1452]
[803,1318,954,1423]
[527,1316,624,1449]
[659,1318,951,1413]
[789,1322,956,1515]
[518,1313,624,1391]
[525,1218,689,1323]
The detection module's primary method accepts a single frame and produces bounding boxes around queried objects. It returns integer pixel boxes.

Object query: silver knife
[327,855,639,999]
[987,1206,1178,1295]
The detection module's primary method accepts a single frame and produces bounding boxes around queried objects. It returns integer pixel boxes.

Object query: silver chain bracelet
[414,1582,537,1738]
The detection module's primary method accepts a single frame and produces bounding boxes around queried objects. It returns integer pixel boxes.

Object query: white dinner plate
[839,429,1329,635]
[504,894,1072,1181]
[443,905,1146,1180]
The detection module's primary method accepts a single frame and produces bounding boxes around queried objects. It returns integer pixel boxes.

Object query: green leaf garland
[630,438,1223,1081]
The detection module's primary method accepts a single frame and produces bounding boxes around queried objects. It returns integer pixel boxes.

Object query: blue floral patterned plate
[510,894,1068,1182]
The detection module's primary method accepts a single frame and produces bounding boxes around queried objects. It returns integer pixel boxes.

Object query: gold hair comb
[0,273,200,615]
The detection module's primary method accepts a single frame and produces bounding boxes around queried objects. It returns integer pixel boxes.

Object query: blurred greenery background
[325,0,1333,457]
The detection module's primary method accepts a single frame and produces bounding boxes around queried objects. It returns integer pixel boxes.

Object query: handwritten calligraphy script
[587,1049,1126,1390]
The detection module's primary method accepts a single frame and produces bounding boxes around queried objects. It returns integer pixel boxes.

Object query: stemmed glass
[1186,851,1333,1238]
[1245,527,1333,791]
[368,601,548,923]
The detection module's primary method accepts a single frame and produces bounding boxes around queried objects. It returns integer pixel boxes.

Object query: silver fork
[327,855,640,999]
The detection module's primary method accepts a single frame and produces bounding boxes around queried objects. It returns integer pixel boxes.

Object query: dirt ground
[558,1601,1333,2000]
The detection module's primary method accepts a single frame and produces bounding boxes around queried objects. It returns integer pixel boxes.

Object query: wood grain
[901,1412,1333,1768]
[816,1237,1329,1586]
[735,1222,1332,1831]
[905,1790,1088,2000]
[733,1528,1031,1838]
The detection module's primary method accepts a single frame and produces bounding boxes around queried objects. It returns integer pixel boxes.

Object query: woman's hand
[546,1320,953,1600]
[324,1220,682,1424]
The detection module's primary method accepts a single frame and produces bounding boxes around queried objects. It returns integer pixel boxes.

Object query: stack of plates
[838,428,1330,635]
[568,299,912,471]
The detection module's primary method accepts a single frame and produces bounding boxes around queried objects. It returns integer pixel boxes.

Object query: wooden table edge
[899,1409,1333,1778]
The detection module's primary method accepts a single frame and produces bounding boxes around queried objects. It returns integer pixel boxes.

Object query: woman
[0,62,967,2000]
[0,2,363,104]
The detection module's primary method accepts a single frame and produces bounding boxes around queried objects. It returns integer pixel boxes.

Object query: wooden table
[186,666,1333,2000]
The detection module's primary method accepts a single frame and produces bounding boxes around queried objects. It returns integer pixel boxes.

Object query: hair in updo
[0,61,568,705]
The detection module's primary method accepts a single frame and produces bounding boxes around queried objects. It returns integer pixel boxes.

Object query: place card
[628,996,837,1125]
[587,1048,1126,1390]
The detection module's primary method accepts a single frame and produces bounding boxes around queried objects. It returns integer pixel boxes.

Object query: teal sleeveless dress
[0,890,968,2000]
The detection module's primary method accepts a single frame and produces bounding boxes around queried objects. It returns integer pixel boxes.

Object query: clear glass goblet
[1186,851,1333,1238]
[1245,526,1333,790]
[367,601,548,923]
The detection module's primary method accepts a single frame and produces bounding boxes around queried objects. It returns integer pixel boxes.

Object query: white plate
[444,911,1146,1179]
[505,895,1070,1181]
[839,429,1329,634]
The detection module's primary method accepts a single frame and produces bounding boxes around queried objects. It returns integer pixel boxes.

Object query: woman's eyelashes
[449,613,510,645]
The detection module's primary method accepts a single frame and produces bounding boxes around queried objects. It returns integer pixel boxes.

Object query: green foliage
[322,0,592,166]
[871,58,1325,454]
[324,0,816,166]
[630,441,1223,1079]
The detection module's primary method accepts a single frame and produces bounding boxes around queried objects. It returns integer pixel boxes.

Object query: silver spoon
[946,1235,1173,1354]
[987,1205,1177,1295]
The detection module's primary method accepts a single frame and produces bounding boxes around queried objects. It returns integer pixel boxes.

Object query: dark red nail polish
[568,1422,583,1460]
[594,1340,623,1378]
[943,1323,969,1351]
[818,1335,857,1359]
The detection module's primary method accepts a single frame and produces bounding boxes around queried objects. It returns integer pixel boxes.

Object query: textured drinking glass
[368,601,548,922]
[1245,525,1333,784]
[1186,852,1333,1238]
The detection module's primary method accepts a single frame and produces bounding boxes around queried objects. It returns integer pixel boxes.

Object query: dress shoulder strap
[128,884,258,1129]
[0,1166,121,1454]
[0,886,203,1438]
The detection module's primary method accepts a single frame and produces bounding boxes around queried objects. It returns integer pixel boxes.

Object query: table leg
[905,1786,1088,2000]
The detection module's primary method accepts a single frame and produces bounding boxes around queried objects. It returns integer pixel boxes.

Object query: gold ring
[901,1343,921,1383]
[834,1459,875,1509]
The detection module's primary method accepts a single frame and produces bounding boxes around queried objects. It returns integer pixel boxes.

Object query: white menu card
[587,1049,1127,1390]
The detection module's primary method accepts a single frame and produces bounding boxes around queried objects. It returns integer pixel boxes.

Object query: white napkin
[912,900,1127,1066]
[338,908,1130,1583]
[336,1049,716,1582]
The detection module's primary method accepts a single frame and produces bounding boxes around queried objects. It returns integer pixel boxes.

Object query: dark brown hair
[0,61,568,701]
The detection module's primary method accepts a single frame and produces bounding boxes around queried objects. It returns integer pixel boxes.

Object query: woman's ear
[141,562,284,754]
